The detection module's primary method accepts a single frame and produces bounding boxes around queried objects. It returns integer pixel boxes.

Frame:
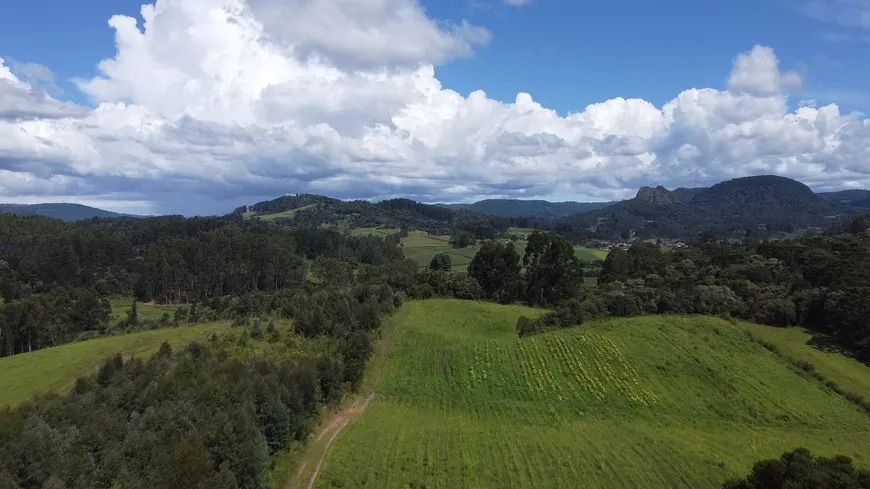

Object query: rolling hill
[0,203,131,221]
[819,189,870,209]
[442,199,616,218]
[565,175,857,239]
[314,299,870,489]
[238,193,511,238]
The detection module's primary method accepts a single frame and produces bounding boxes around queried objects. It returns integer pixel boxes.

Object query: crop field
[315,300,870,488]
[108,296,182,324]
[0,322,228,406]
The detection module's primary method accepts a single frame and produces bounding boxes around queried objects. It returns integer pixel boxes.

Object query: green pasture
[316,300,870,488]
[108,296,182,324]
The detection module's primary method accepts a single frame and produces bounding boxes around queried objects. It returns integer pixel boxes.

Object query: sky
[0,0,869,215]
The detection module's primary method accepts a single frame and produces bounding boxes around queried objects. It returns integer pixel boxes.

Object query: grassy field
[740,323,870,399]
[108,296,182,324]
[315,300,870,488]
[351,227,400,238]
[0,322,228,406]
[245,203,319,221]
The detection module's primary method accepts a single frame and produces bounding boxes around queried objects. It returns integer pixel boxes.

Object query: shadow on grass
[805,330,870,367]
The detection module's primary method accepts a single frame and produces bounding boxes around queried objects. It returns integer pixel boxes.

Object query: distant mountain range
[5,176,869,235]
[563,175,866,239]
[0,203,132,221]
[817,189,870,209]
[441,199,617,219]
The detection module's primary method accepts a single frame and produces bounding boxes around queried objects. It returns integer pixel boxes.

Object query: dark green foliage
[127,299,139,326]
[0,287,110,356]
[450,231,476,248]
[852,215,869,235]
[245,194,509,240]
[468,241,521,303]
[0,343,342,489]
[723,448,870,489]
[522,231,583,306]
[445,199,615,218]
[429,253,452,271]
[0,214,404,357]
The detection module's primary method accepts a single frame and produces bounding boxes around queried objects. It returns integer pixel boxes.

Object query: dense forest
[0,213,403,356]
[0,212,408,487]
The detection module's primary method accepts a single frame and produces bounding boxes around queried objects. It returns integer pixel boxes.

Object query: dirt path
[299,392,377,489]
[285,318,398,489]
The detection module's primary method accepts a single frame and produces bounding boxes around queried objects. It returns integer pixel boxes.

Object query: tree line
[0,214,403,357]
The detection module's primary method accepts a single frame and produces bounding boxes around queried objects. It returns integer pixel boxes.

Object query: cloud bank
[1,0,868,215]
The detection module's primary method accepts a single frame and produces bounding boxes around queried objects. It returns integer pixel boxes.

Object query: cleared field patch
[0,322,228,406]
[250,203,319,221]
[315,300,870,489]
[351,227,400,238]
[575,246,608,262]
[108,296,182,324]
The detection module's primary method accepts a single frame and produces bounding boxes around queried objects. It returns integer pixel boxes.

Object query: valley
[1,173,869,488]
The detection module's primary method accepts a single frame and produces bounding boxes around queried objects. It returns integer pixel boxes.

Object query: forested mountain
[441,199,616,218]
[0,203,131,221]
[819,189,870,209]
[234,193,513,239]
[564,175,857,239]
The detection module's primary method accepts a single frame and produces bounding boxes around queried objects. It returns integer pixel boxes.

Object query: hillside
[443,199,615,218]
[315,300,870,489]
[0,203,128,221]
[566,175,854,239]
[238,193,511,238]
[819,189,870,209]
[0,322,228,406]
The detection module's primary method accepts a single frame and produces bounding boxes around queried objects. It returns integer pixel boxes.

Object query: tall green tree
[522,231,582,306]
[468,241,521,303]
[429,253,452,271]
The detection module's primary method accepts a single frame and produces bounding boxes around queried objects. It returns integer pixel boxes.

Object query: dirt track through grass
[286,307,400,489]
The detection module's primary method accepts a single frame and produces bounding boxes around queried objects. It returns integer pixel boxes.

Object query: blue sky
[2,0,866,113]
[0,0,868,214]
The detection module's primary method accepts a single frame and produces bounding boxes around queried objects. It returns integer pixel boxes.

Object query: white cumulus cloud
[0,0,869,215]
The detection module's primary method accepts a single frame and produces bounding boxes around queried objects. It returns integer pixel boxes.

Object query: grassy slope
[740,323,870,399]
[316,300,870,489]
[246,203,319,221]
[0,322,228,406]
